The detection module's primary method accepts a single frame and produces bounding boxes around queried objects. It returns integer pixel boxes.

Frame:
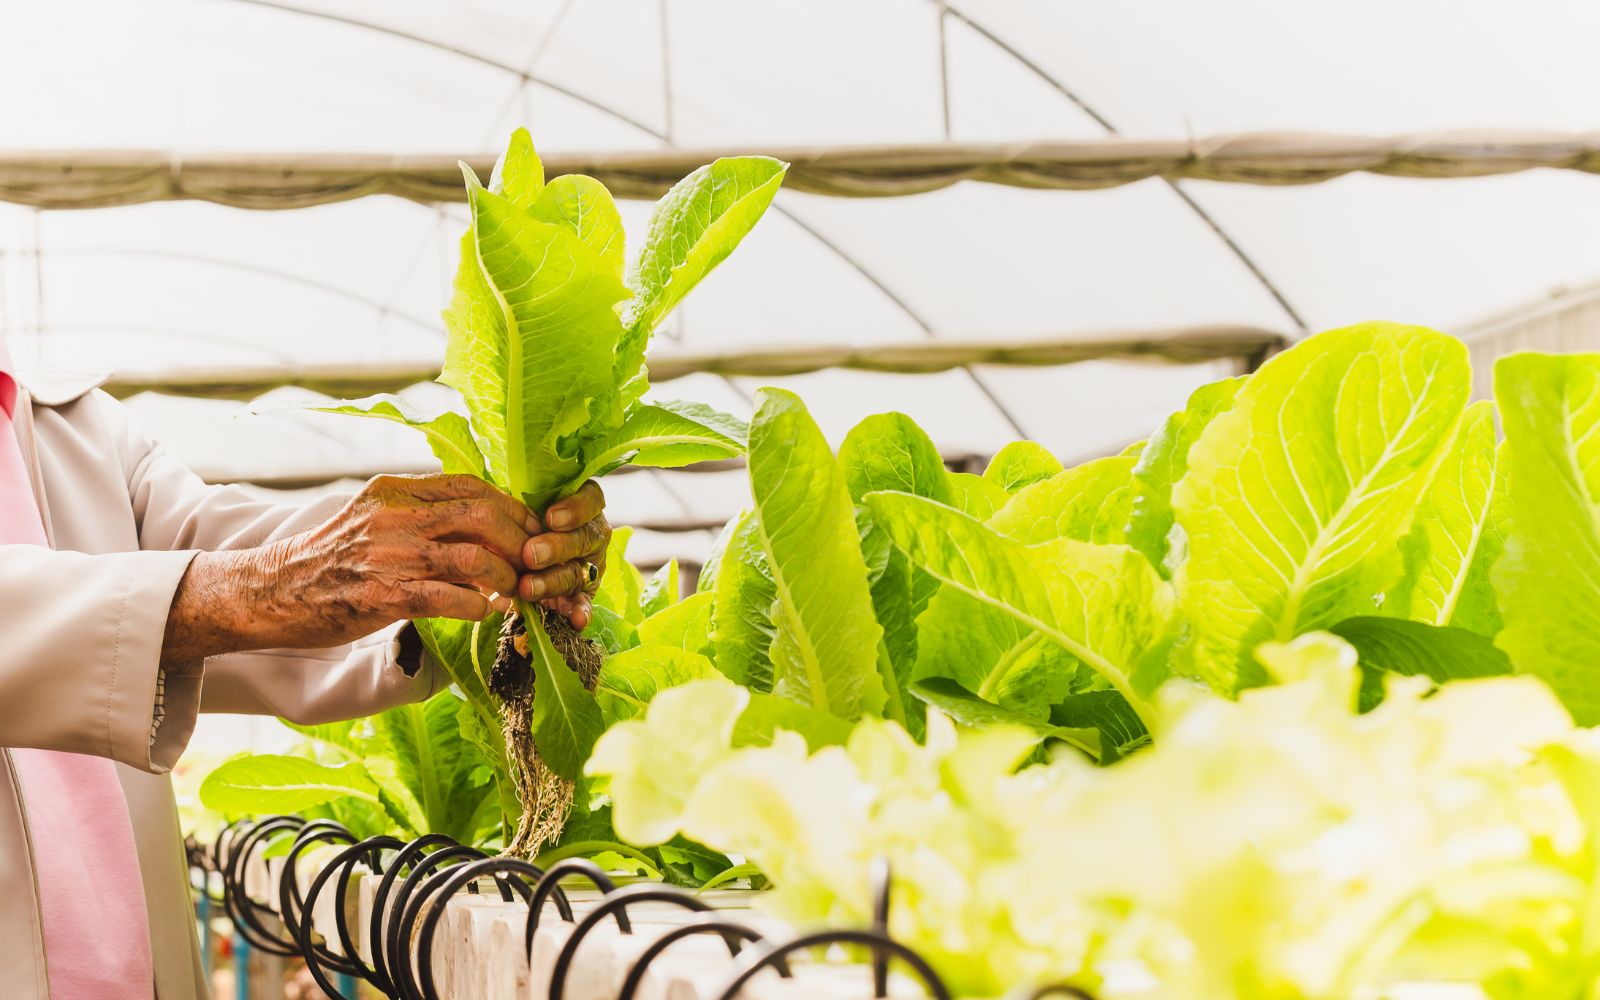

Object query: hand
[518,481,611,630]
[162,474,543,662]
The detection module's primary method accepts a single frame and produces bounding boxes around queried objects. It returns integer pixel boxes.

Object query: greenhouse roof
[8,0,1600,565]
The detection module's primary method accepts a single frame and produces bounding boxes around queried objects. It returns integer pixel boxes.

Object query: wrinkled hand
[521,481,610,630]
[161,474,610,663]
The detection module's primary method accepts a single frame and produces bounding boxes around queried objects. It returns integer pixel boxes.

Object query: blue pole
[196,894,212,980]
[233,931,250,1000]
[337,971,359,997]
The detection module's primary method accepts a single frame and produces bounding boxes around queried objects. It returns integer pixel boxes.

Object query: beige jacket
[1,375,441,999]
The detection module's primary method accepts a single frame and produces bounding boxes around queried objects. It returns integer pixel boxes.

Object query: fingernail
[522,576,544,600]
[548,508,572,530]
[491,595,512,613]
[525,513,543,534]
[527,539,550,566]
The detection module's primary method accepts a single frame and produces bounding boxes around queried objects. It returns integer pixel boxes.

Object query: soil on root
[490,606,604,858]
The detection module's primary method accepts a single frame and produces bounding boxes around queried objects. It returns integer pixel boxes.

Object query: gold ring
[583,561,600,586]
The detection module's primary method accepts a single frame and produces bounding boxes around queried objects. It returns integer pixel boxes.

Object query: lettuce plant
[594,323,1600,776]
[323,129,786,856]
[588,636,1600,998]
[199,691,500,846]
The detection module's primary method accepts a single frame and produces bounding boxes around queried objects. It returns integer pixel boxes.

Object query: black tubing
[222,816,305,956]
[414,857,545,1000]
[385,845,490,1000]
[870,857,892,998]
[295,836,401,1000]
[711,928,953,1000]
[548,885,717,1000]
[276,821,355,955]
[521,857,604,956]
[616,916,790,1000]
[366,833,461,996]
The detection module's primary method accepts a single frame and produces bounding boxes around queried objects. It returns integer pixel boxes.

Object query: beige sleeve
[0,543,200,772]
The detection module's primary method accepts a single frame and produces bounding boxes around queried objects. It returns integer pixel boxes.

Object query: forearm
[159,547,277,666]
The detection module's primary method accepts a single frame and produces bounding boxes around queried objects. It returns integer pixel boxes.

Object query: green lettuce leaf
[1493,352,1600,723]
[866,490,1175,730]
[912,454,1137,723]
[1327,615,1512,711]
[638,590,713,652]
[1048,691,1150,763]
[281,717,373,760]
[594,525,646,624]
[490,127,544,205]
[841,411,953,734]
[947,471,1011,520]
[200,755,381,816]
[414,615,503,754]
[910,677,1101,760]
[913,587,1081,722]
[731,693,854,751]
[1126,376,1243,574]
[698,514,740,595]
[444,166,630,508]
[989,455,1138,546]
[529,174,626,276]
[840,412,954,505]
[640,559,680,618]
[617,157,789,405]
[594,644,719,724]
[1173,323,1471,692]
[1452,442,1510,637]
[367,693,495,844]
[749,389,887,718]
[583,604,640,654]
[578,400,748,480]
[983,441,1063,493]
[1385,401,1505,633]
[311,395,488,478]
[711,510,778,691]
[585,680,751,845]
[526,621,606,781]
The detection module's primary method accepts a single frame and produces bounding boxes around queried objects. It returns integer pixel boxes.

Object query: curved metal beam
[26,322,293,363]
[37,247,440,334]
[213,0,1034,438]
[772,209,1031,437]
[938,1,1310,334]
[217,0,662,137]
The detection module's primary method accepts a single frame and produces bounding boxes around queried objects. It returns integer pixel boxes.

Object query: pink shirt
[1,342,155,999]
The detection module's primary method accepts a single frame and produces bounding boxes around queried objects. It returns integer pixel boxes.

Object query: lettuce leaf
[866,491,1175,730]
[1494,352,1600,723]
[840,411,952,734]
[1126,375,1242,574]
[710,510,778,691]
[200,755,382,817]
[311,394,487,478]
[749,389,888,718]
[1327,615,1511,711]
[1174,322,1471,692]
[1385,400,1506,633]
[617,157,788,406]
[636,590,713,653]
[909,677,1101,759]
[947,471,1011,520]
[983,440,1063,493]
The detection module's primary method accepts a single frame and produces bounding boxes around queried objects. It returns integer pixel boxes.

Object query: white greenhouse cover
[7,0,1600,569]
